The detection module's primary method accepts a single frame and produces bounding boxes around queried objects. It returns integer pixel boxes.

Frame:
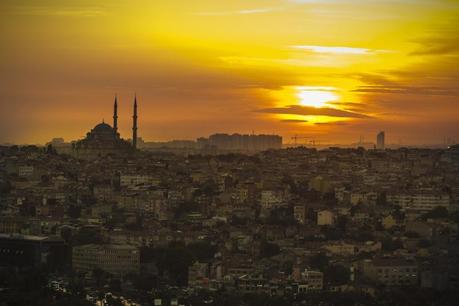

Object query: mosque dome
[93,122,114,133]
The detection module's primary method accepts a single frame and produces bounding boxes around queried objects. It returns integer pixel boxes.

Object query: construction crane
[291,135,318,147]
[291,135,310,146]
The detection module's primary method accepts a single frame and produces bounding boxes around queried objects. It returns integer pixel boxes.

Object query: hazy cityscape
[0,97,458,306]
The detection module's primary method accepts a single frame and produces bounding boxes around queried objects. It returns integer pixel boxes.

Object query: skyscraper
[132,95,138,149]
[113,95,118,135]
[377,131,385,150]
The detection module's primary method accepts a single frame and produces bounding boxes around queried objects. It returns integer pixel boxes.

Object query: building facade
[363,259,418,287]
[72,244,140,275]
[376,131,385,150]
[0,233,68,270]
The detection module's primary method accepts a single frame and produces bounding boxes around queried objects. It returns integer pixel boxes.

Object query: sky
[1,0,458,145]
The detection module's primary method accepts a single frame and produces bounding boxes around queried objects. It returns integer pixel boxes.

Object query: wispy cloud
[314,121,348,126]
[194,8,275,16]
[8,6,108,17]
[291,45,389,55]
[291,0,445,4]
[280,119,309,123]
[327,101,367,113]
[354,85,459,96]
[410,36,459,56]
[256,105,372,119]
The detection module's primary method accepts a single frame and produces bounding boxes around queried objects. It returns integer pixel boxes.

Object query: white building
[260,190,284,209]
[120,174,159,188]
[387,193,450,211]
[18,165,34,177]
[72,244,140,275]
[298,269,323,292]
[294,205,306,224]
[317,210,334,225]
[350,191,377,206]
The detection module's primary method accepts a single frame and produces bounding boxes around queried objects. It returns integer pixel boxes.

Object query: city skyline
[1,0,459,145]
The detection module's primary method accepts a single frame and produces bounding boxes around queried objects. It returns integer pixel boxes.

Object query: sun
[297,87,339,108]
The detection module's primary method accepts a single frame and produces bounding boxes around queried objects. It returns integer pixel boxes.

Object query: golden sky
[1,0,458,145]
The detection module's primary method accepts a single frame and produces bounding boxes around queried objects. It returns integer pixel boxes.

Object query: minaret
[132,95,138,149]
[113,94,118,136]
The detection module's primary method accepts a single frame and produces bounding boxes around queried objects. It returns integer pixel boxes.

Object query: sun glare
[297,87,338,108]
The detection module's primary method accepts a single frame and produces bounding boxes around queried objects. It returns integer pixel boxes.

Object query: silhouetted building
[0,233,69,270]
[72,96,139,159]
[443,144,459,166]
[204,133,282,152]
[132,95,138,149]
[46,138,73,154]
[376,131,385,150]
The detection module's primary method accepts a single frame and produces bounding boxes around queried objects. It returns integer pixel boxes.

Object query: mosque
[72,96,138,159]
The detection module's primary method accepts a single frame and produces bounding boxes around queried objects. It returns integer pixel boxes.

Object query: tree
[92,268,107,287]
[382,238,403,251]
[140,245,194,286]
[109,278,121,293]
[281,260,293,275]
[21,145,40,153]
[46,144,57,155]
[231,215,248,225]
[0,179,12,194]
[323,192,338,206]
[259,241,280,258]
[405,231,420,238]
[376,191,387,206]
[321,226,344,240]
[418,239,432,248]
[194,179,219,197]
[310,253,329,271]
[51,297,93,306]
[352,230,374,242]
[266,207,296,226]
[336,215,348,232]
[106,295,123,306]
[60,226,73,243]
[324,265,350,286]
[67,205,81,219]
[422,207,448,220]
[73,227,105,245]
[282,174,297,193]
[131,273,157,292]
[174,201,199,219]
[187,241,217,261]
[125,214,144,231]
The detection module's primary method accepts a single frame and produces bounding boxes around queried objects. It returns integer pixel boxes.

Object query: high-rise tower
[132,95,138,149]
[113,95,118,135]
[376,131,385,150]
